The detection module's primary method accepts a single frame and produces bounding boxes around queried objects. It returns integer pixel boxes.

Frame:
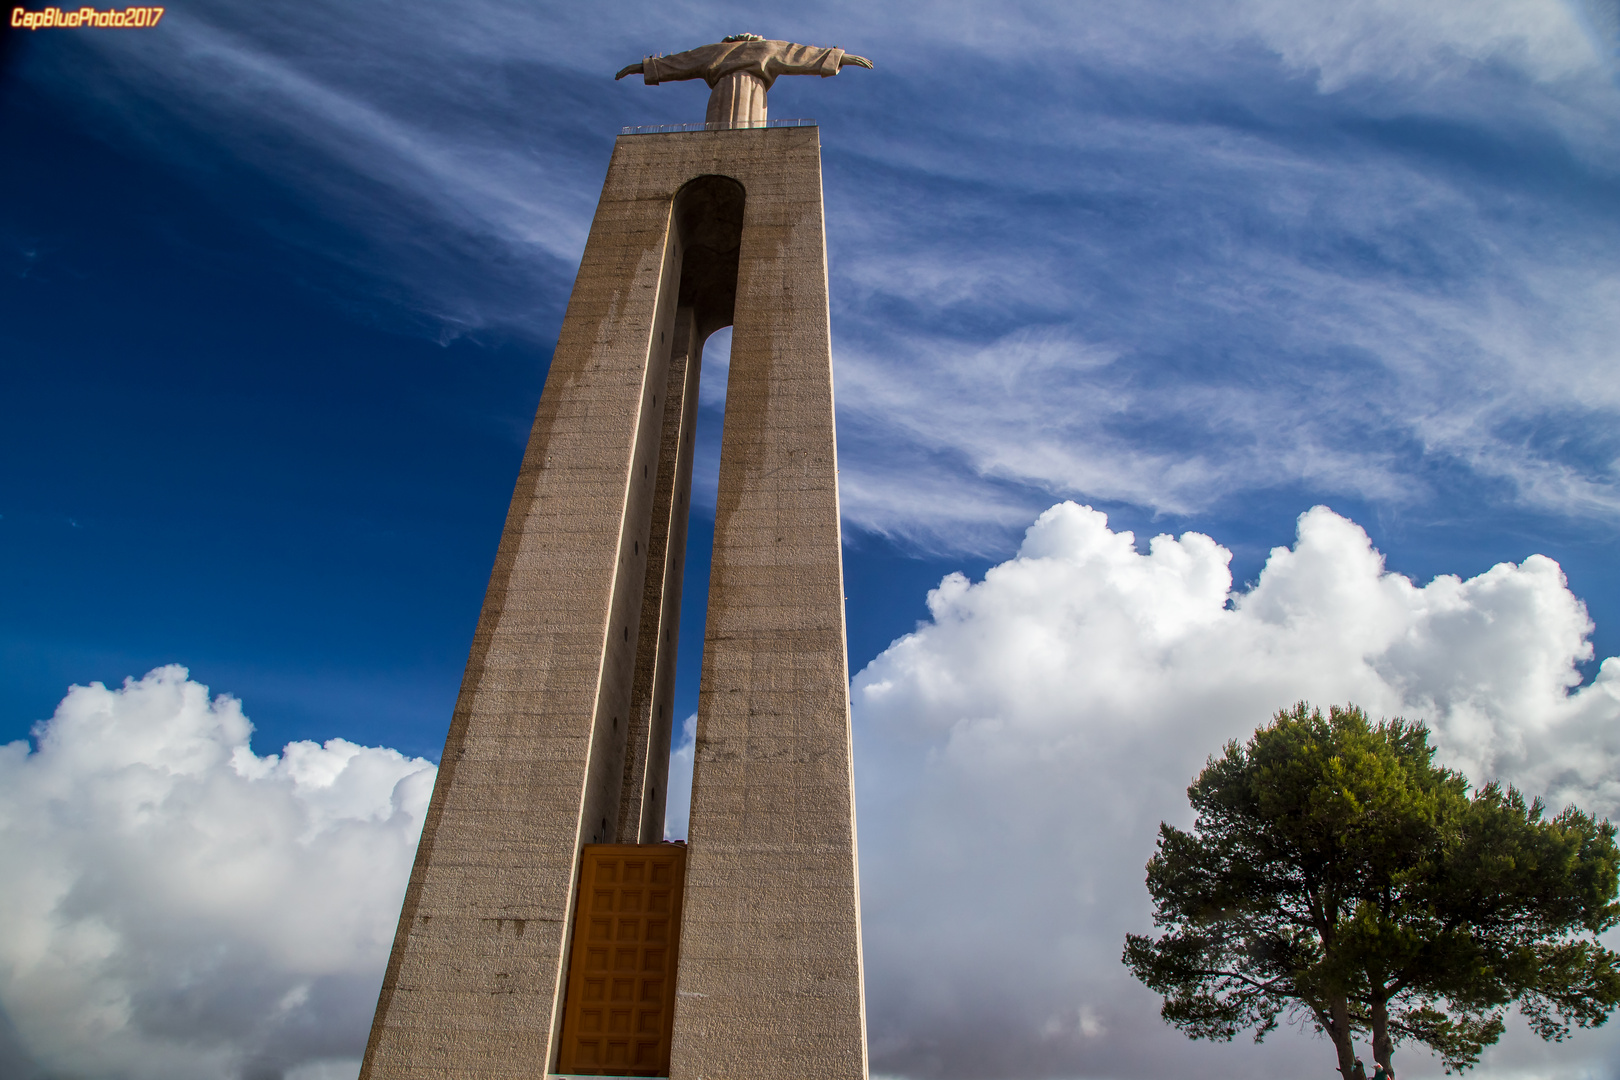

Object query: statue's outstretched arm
[840,54,873,70]
[615,62,645,80]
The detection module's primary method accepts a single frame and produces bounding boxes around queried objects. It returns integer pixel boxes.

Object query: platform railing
[619,118,817,135]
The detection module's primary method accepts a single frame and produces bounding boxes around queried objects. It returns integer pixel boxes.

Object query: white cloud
[697,326,732,410]
[5,510,1617,1079]
[664,713,697,842]
[0,666,434,1080]
[1237,0,1600,91]
[689,327,732,514]
[853,502,1620,1078]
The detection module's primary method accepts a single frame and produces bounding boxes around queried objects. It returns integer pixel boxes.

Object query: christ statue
[616,34,873,125]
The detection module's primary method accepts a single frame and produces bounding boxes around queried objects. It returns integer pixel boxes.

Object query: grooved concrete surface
[618,308,702,847]
[360,126,867,1080]
[670,129,868,1080]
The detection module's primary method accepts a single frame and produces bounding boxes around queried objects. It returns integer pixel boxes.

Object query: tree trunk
[1328,995,1359,1079]
[1370,998,1394,1075]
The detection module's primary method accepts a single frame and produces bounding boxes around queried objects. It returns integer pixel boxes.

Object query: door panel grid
[557,844,687,1076]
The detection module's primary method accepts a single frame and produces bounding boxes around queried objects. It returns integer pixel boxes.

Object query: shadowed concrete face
[360,126,867,1080]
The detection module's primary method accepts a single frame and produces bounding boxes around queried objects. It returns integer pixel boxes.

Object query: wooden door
[556,843,687,1076]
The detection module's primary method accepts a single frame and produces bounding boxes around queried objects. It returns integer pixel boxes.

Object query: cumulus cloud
[853,502,1620,1078]
[0,666,435,1080]
[6,508,1618,1080]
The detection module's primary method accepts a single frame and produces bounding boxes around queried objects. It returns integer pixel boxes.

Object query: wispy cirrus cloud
[36,0,1620,548]
[824,40,1620,547]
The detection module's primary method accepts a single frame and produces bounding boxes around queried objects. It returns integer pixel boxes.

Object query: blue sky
[3,2,1620,1079]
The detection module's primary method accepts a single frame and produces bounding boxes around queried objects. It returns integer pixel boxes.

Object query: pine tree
[1123,703,1620,1075]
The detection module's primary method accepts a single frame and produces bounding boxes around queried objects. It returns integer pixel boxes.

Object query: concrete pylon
[360,125,868,1080]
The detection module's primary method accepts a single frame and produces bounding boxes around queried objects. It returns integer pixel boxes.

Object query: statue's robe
[638,40,849,124]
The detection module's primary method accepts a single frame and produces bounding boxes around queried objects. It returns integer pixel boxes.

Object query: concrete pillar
[360,125,866,1080]
[617,306,702,846]
[668,132,867,1080]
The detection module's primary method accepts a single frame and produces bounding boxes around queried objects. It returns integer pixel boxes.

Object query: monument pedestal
[360,125,868,1080]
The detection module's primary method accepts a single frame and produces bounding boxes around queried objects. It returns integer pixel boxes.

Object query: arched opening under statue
[659,174,744,841]
[607,173,744,850]
[554,174,745,1079]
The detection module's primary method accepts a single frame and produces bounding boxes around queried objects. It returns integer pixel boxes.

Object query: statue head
[721,33,764,43]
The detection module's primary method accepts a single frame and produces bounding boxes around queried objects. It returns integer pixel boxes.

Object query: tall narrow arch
[675,174,746,340]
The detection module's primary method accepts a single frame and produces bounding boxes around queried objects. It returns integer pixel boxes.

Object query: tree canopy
[1123,703,1620,1076]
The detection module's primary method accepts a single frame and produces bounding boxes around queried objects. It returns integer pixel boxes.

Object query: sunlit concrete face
[359,125,868,1080]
